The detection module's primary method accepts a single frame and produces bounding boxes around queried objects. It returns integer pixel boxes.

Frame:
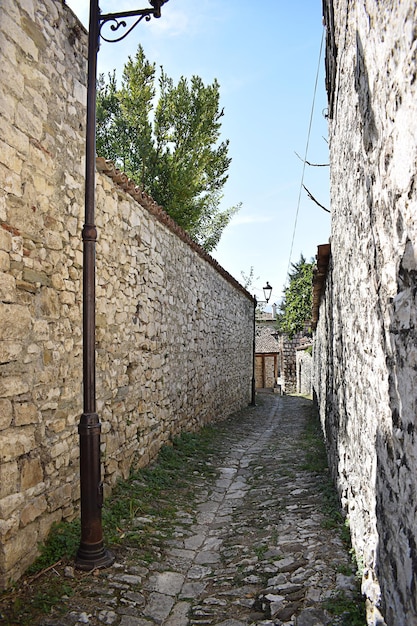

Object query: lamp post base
[75,544,115,571]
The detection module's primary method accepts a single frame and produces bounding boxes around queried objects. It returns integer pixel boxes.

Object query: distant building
[255,326,281,390]
[254,306,311,393]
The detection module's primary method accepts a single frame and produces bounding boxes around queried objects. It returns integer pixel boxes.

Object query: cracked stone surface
[39,394,360,626]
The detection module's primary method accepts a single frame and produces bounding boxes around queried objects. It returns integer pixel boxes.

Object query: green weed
[0,425,219,625]
[253,544,268,559]
[323,590,366,625]
[27,520,81,575]
[299,402,365,624]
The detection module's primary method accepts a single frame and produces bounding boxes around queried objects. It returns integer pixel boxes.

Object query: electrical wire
[284,27,326,288]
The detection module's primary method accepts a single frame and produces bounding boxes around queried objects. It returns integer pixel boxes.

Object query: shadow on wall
[375,239,417,624]
[321,257,348,487]
[355,32,379,152]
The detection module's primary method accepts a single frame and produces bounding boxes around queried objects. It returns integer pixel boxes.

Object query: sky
[65,0,330,306]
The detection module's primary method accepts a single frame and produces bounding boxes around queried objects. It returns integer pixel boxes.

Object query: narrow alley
[31,395,363,625]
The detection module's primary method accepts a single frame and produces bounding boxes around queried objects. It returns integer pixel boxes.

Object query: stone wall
[0,0,254,587]
[296,347,312,396]
[276,332,306,394]
[255,355,276,389]
[314,2,417,624]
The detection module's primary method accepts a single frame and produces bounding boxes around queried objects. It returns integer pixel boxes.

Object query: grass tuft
[323,590,366,625]
[0,425,218,625]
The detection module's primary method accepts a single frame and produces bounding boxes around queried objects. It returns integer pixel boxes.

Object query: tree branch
[295,151,329,167]
[302,185,330,213]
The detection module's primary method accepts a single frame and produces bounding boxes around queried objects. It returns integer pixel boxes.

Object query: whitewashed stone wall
[0,0,254,587]
[296,348,312,396]
[314,2,417,624]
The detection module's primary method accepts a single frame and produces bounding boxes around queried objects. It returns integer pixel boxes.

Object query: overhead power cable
[284,27,325,288]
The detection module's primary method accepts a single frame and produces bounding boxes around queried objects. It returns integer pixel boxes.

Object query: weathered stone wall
[314,2,417,624]
[255,355,276,389]
[0,0,254,587]
[276,333,305,394]
[94,161,254,481]
[296,348,312,396]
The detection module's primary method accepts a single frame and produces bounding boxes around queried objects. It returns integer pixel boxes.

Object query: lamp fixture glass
[263,282,272,303]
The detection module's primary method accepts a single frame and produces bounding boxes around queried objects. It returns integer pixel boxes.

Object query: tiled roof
[255,327,280,354]
[96,157,253,303]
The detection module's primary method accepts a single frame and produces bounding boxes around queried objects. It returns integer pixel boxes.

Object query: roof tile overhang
[312,243,331,329]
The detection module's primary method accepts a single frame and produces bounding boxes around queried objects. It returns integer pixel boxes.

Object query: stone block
[0,140,23,174]
[0,272,16,302]
[0,399,13,431]
[0,492,24,519]
[32,319,49,340]
[50,439,68,459]
[0,29,17,65]
[22,268,51,287]
[15,101,43,139]
[0,251,11,271]
[20,495,47,527]
[38,509,62,540]
[44,231,63,250]
[0,515,19,542]
[0,304,31,341]
[0,375,29,398]
[1,523,38,571]
[16,280,37,294]
[0,428,34,462]
[40,287,60,318]
[0,229,12,252]
[73,78,86,105]
[51,273,65,290]
[60,290,75,305]
[1,10,38,59]
[0,341,22,364]
[0,162,22,197]
[14,403,39,426]
[21,15,47,51]
[48,484,72,512]
[1,122,29,156]
[0,461,18,498]
[20,457,43,491]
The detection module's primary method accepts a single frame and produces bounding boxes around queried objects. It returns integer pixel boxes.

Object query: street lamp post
[251,294,257,406]
[76,0,169,571]
[251,282,273,407]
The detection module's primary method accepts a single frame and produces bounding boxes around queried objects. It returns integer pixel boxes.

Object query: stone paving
[40,394,361,626]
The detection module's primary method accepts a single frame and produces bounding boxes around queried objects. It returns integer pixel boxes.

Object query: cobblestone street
[38,394,362,626]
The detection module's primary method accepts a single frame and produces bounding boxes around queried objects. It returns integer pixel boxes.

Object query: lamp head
[149,0,169,17]
[263,282,273,303]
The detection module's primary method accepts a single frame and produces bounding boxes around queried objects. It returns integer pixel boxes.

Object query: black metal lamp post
[251,282,273,406]
[76,0,170,571]
[251,294,257,406]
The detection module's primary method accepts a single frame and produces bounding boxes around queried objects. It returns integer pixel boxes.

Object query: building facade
[314,2,417,624]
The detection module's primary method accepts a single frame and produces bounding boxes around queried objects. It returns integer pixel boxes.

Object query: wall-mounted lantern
[263,281,273,303]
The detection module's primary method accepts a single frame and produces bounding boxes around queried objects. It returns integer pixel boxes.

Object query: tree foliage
[96,45,240,252]
[277,255,314,338]
[240,266,260,292]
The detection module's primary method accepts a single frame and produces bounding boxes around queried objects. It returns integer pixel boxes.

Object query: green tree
[277,255,314,338]
[96,45,240,252]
